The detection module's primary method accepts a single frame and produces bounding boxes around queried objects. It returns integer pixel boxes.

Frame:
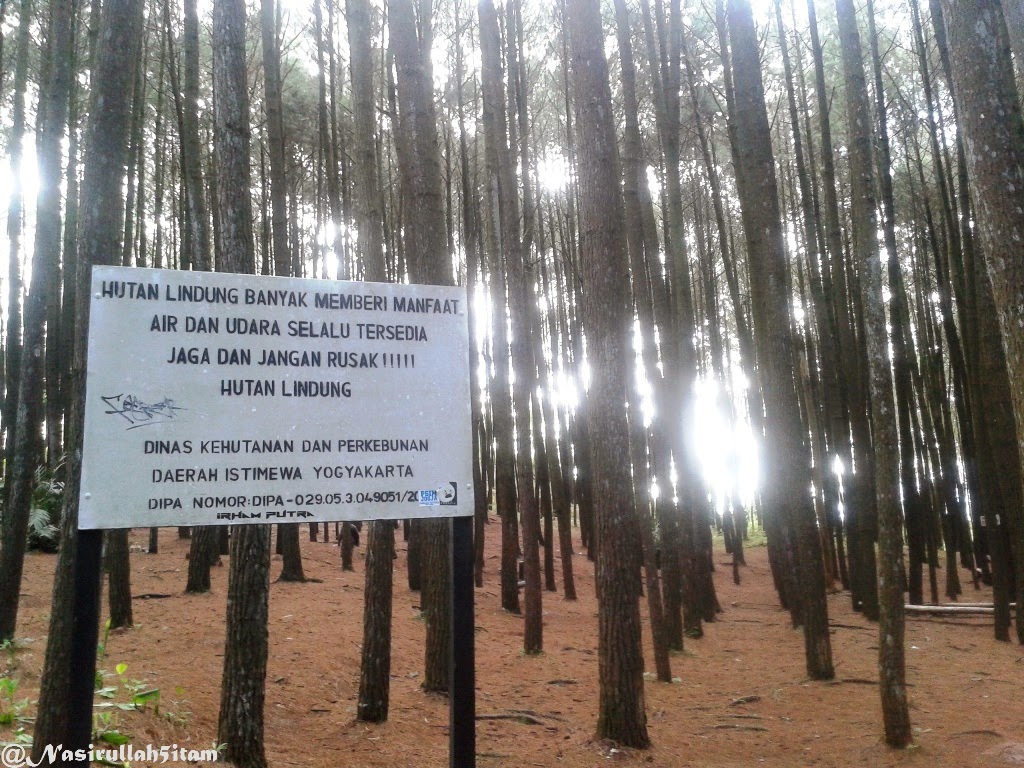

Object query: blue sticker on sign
[419,489,439,506]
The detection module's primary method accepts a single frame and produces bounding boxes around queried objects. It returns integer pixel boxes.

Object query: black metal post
[449,515,475,767]
[67,528,104,763]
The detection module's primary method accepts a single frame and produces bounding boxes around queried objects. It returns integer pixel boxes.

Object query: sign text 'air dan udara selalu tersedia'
[79,266,474,529]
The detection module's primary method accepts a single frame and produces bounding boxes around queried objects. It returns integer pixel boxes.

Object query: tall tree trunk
[479,0,542,655]
[181,0,218,588]
[261,0,288,278]
[538,248,577,601]
[478,0,520,615]
[940,0,1024,645]
[835,0,912,744]
[639,0,703,646]
[358,520,394,720]
[31,0,144,755]
[212,0,270,765]
[566,0,649,747]
[807,0,879,620]
[259,0,304,583]
[727,0,834,682]
[773,0,846,592]
[867,0,927,608]
[389,0,453,693]
[348,0,396,721]
[105,529,133,629]
[909,0,990,590]
[613,0,671,683]
[1,0,31,472]
[452,0,488,590]
[313,0,343,277]
[0,0,76,642]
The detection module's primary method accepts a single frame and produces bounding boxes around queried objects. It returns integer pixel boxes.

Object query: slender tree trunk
[389,0,453,693]
[180,0,218,586]
[479,0,542,654]
[835,0,912,743]
[105,529,133,629]
[613,0,671,683]
[274,231,305,530]
[774,0,846,589]
[1,0,32,472]
[186,526,218,593]
[477,0,520,615]
[0,0,76,642]
[348,0,396,720]
[727,0,834,681]
[31,0,144,754]
[941,0,1024,645]
[313,0,343,277]
[452,0,488,590]
[213,0,269,765]
[357,520,394,721]
[566,0,649,747]
[807,0,879,620]
[538,249,576,601]
[278,524,305,582]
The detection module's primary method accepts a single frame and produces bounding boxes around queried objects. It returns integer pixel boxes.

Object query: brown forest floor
[5,518,1023,768]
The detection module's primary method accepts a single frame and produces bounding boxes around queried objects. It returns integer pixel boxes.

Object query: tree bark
[0,0,75,642]
[357,521,394,720]
[31,0,144,755]
[389,0,454,692]
[278,524,305,582]
[566,0,649,747]
[105,529,133,629]
[1,0,32,472]
[212,0,270,765]
[479,0,542,654]
[941,0,1024,646]
[727,0,834,681]
[807,0,879,620]
[613,0,671,683]
[186,526,218,593]
[835,0,912,743]
[180,0,219,585]
[348,0,396,719]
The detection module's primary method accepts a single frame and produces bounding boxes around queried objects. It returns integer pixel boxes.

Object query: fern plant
[28,461,64,552]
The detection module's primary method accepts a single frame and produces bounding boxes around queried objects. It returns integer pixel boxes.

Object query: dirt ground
[5,518,1023,767]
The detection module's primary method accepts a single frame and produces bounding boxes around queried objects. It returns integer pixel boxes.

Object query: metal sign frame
[79,266,474,530]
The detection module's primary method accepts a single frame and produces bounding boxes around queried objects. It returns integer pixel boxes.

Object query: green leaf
[99,730,130,745]
[115,663,128,676]
[133,689,160,706]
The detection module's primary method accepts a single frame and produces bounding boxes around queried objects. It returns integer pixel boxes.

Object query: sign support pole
[67,528,104,763]
[449,515,475,768]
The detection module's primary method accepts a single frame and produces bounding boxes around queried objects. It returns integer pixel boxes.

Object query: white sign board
[79,266,474,529]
